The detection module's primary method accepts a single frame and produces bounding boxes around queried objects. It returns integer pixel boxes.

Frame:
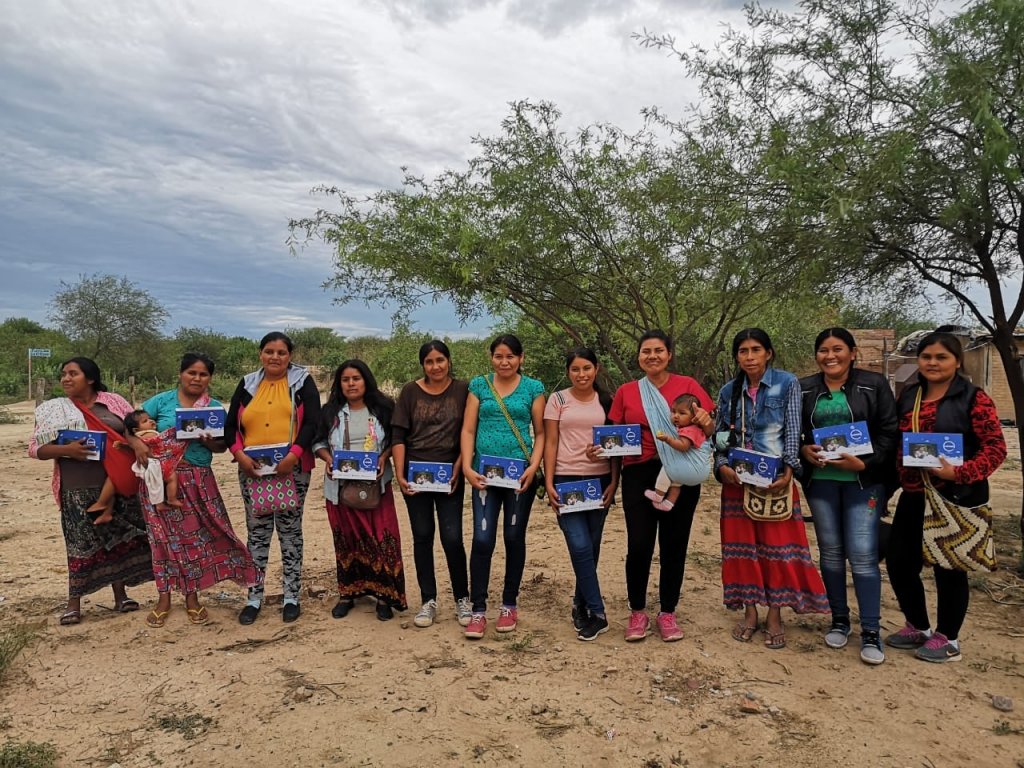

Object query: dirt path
[1,401,1022,767]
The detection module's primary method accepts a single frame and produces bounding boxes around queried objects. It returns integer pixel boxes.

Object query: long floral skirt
[140,463,261,594]
[59,486,153,598]
[326,485,407,609]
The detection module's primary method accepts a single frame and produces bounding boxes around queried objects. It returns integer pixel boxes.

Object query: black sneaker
[376,601,394,621]
[577,614,609,642]
[572,604,590,632]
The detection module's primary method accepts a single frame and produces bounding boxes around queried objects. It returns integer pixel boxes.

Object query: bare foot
[156,502,170,511]
[166,498,183,508]
[92,510,114,525]
[86,500,111,516]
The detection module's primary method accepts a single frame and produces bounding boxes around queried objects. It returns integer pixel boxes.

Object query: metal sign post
[27,348,51,399]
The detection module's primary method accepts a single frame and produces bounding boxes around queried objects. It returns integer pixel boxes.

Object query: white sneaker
[414,599,437,628]
[456,597,473,627]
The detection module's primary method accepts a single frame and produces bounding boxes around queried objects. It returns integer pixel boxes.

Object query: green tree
[644,0,1024,547]
[290,101,848,388]
[48,274,170,381]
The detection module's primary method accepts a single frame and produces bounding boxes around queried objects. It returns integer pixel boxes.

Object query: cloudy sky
[0,0,757,341]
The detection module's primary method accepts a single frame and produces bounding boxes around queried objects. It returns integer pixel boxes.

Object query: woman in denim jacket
[714,328,828,650]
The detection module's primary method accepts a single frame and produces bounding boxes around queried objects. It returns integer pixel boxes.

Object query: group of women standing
[31,326,1006,666]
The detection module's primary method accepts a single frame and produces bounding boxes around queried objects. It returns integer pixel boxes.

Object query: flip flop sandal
[186,606,209,626]
[116,598,140,613]
[59,609,82,626]
[764,629,786,650]
[731,623,759,642]
[145,609,170,628]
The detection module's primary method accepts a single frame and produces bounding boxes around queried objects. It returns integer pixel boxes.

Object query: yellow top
[240,378,295,446]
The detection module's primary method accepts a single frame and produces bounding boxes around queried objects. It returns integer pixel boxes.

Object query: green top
[812,389,857,483]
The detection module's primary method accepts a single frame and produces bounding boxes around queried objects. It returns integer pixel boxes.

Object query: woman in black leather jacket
[799,328,899,665]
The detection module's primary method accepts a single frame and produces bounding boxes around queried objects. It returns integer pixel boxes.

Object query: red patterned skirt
[140,463,260,594]
[720,482,828,613]
[326,485,407,609]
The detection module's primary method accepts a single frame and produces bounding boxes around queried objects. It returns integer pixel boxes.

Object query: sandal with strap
[764,628,786,650]
[731,622,759,642]
[145,609,170,628]
[187,606,209,626]
[59,609,82,626]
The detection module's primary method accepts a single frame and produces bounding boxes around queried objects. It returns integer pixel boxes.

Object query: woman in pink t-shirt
[543,348,619,642]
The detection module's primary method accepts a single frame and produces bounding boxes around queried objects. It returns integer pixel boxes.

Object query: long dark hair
[490,333,524,373]
[61,357,107,393]
[564,347,612,416]
[727,328,776,436]
[320,359,394,441]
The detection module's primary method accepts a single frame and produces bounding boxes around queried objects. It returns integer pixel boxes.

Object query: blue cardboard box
[593,424,642,456]
[175,406,226,439]
[812,420,873,460]
[407,461,454,493]
[903,432,964,468]
[554,478,604,513]
[333,450,380,481]
[728,447,781,488]
[243,443,291,476]
[479,454,526,490]
[57,429,107,461]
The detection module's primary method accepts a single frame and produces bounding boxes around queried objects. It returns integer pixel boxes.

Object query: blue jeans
[805,480,883,633]
[405,482,468,603]
[469,481,535,612]
[555,473,610,616]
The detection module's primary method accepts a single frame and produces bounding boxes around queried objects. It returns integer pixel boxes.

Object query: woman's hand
[801,444,824,465]
[584,444,604,461]
[275,452,299,477]
[766,466,793,495]
[198,436,227,453]
[719,465,742,486]
[398,477,415,496]
[827,454,866,472]
[464,467,486,491]
[234,450,260,479]
[546,483,561,511]
[448,463,463,496]
[929,457,959,482]
[61,439,93,462]
[692,405,715,436]
[601,482,618,508]
[519,465,538,493]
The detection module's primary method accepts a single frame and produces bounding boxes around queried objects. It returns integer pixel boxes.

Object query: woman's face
[490,344,522,378]
[638,338,672,376]
[422,349,451,383]
[567,357,597,390]
[339,367,366,403]
[736,339,773,379]
[260,340,291,378]
[179,361,212,397]
[815,336,855,380]
[917,342,960,385]
[60,362,95,400]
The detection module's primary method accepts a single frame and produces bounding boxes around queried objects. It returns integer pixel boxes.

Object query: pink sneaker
[656,612,684,642]
[464,614,487,639]
[624,610,650,642]
[496,606,518,632]
[643,489,665,504]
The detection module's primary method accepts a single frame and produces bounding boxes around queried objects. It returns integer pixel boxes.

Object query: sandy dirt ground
[1,400,1022,768]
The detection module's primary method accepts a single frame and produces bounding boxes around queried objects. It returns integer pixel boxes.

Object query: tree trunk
[990,326,1024,571]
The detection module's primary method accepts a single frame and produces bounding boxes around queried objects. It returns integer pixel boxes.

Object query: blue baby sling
[639,377,712,486]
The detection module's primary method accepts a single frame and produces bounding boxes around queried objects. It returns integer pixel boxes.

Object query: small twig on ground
[726,677,785,686]
[215,628,291,652]
[771,659,792,676]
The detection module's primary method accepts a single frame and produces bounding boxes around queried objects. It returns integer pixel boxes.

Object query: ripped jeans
[468,481,535,613]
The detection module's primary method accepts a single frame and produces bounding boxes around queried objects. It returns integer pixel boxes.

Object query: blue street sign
[28,348,51,357]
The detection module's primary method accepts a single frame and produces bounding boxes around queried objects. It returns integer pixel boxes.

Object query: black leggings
[621,460,700,613]
[885,491,969,640]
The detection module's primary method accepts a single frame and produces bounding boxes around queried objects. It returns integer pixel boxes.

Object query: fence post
[34,377,47,405]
